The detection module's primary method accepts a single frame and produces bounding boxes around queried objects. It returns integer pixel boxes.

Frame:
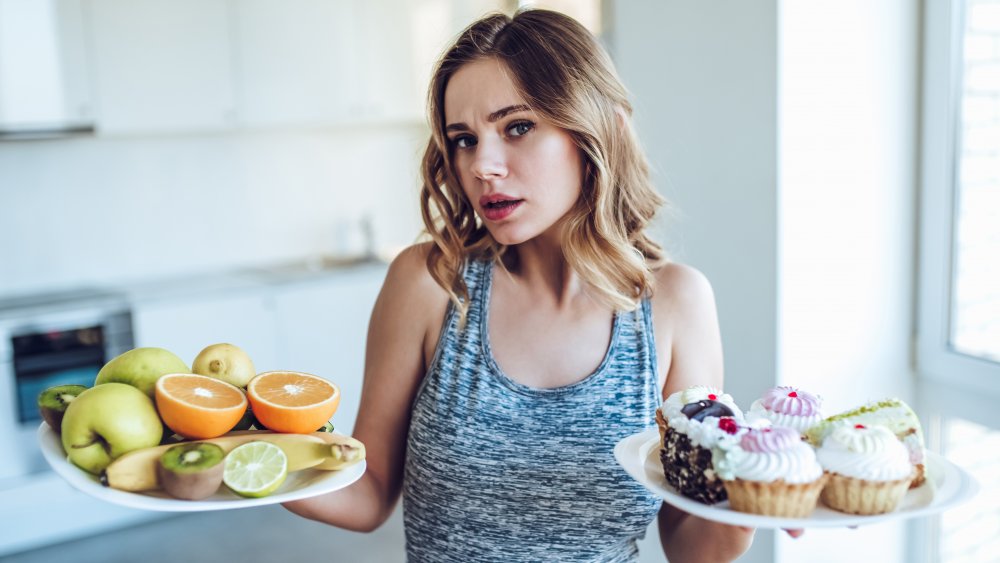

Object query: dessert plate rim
[614,428,979,529]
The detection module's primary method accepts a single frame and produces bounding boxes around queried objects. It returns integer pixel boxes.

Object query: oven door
[0,307,133,480]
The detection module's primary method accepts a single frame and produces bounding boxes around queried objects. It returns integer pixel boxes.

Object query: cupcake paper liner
[820,471,914,515]
[723,475,828,518]
[910,463,926,489]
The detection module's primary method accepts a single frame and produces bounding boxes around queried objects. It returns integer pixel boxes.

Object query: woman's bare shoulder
[651,262,716,313]
[650,261,723,395]
[378,242,450,325]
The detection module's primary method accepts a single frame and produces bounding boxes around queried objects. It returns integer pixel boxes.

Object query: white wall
[777,1,919,562]
[0,126,427,296]
[611,2,779,561]
[611,1,919,562]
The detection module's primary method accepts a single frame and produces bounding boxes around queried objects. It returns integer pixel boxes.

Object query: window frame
[913,1,1000,560]
[918,0,1000,397]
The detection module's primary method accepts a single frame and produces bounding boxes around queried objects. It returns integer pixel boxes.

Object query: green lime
[223,441,287,498]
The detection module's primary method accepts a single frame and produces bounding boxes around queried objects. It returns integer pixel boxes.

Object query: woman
[285,9,755,562]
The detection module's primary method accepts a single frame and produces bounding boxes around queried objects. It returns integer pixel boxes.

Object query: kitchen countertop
[123,254,387,305]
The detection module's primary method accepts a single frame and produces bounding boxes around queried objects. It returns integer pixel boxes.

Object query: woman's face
[443,58,583,246]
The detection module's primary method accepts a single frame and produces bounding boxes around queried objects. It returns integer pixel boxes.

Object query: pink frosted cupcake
[714,425,828,517]
[747,386,823,436]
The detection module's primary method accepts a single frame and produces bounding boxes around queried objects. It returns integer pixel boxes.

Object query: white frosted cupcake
[805,398,926,488]
[655,386,745,504]
[816,423,915,515]
[714,425,827,517]
[747,386,823,436]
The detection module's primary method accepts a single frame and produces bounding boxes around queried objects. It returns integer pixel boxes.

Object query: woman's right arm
[282,243,448,532]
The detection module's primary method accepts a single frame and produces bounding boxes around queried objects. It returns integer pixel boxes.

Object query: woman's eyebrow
[445,104,531,133]
[487,104,530,122]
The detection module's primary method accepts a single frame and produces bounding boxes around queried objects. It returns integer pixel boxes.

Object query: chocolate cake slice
[656,386,746,505]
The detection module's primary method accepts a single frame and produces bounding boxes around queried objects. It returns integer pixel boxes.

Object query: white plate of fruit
[36,344,366,511]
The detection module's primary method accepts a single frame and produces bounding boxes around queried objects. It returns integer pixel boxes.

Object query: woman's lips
[480,194,524,221]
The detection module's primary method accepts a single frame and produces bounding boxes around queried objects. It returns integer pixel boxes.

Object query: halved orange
[247,371,339,434]
[155,373,248,439]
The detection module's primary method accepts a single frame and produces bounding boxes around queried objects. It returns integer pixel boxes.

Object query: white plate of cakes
[616,386,980,529]
[615,428,977,528]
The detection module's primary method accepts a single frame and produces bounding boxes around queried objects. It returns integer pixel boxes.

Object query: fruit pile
[38,343,365,500]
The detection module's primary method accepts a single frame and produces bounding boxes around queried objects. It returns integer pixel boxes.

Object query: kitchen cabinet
[88,0,236,134]
[84,0,432,135]
[131,289,279,372]
[233,0,368,127]
[0,0,94,136]
[272,267,383,435]
[128,264,387,435]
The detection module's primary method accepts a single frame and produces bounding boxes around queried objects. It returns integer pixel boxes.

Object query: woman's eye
[507,121,534,138]
[452,135,476,149]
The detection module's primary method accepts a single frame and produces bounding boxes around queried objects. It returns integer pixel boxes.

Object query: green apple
[61,383,163,475]
[95,347,190,398]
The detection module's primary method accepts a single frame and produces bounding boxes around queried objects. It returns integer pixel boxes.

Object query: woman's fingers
[783,528,805,538]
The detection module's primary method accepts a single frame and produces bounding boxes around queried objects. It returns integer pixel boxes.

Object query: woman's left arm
[651,263,754,562]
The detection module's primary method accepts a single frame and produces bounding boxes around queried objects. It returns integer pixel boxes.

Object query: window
[919,0,1000,392]
[918,0,1000,561]
[938,418,1000,562]
[951,1,1000,364]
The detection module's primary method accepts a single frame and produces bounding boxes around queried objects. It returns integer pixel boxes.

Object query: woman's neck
[501,238,587,309]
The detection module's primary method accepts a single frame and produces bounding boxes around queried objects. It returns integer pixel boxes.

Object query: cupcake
[747,386,823,436]
[816,423,915,515]
[655,386,745,504]
[806,398,926,488]
[714,426,827,517]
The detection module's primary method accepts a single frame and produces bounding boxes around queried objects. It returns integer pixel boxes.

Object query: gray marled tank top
[402,259,662,562]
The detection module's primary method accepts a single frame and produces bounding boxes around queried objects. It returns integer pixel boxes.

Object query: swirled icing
[713,426,823,484]
[747,386,823,434]
[740,426,800,453]
[816,424,913,481]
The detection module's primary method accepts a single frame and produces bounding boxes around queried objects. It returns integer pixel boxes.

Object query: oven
[0,289,133,482]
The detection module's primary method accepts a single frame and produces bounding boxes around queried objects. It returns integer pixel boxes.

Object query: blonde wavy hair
[420,9,667,318]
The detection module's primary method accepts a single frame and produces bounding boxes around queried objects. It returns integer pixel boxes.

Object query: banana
[307,432,366,470]
[102,431,336,492]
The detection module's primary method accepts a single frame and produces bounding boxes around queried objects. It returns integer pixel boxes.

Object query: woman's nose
[470,141,508,180]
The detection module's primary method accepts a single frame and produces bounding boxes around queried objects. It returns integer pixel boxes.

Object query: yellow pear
[191,343,256,388]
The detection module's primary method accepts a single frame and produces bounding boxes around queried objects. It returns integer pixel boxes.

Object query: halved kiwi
[317,421,334,433]
[157,443,225,500]
[37,384,88,433]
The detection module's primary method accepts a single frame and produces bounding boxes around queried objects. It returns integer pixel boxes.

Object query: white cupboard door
[273,267,385,436]
[233,0,360,127]
[0,0,94,128]
[88,0,236,134]
[355,0,420,121]
[131,292,279,374]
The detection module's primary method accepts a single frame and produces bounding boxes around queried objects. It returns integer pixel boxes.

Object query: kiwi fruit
[157,443,225,500]
[317,421,334,433]
[37,384,88,433]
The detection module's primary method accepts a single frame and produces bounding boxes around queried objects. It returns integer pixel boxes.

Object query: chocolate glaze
[680,400,734,422]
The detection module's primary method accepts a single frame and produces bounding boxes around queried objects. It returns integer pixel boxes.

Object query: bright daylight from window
[953,0,1000,364]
